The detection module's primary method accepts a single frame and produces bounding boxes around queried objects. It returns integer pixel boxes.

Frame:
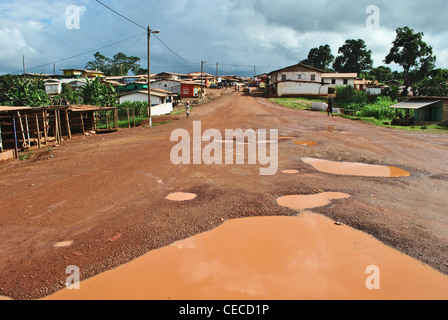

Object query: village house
[322,73,357,88]
[154,72,188,82]
[61,69,105,79]
[389,97,448,125]
[180,80,203,98]
[151,79,182,95]
[44,78,88,95]
[268,63,357,97]
[118,89,175,116]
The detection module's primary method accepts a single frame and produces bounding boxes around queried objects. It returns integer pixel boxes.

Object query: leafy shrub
[357,96,405,120]
[334,85,367,108]
[116,101,148,119]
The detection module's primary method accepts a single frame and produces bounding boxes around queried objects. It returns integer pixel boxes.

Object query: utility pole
[147,27,160,127]
[22,55,26,75]
[216,62,219,78]
[148,27,151,126]
[201,60,206,100]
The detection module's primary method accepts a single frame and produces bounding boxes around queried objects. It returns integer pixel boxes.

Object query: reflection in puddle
[302,157,411,177]
[293,141,319,146]
[166,192,197,201]
[277,192,350,210]
[44,213,448,300]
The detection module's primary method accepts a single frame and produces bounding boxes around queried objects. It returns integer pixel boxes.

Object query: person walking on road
[186,101,191,119]
[327,97,334,117]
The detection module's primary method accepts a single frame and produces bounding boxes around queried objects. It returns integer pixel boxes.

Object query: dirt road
[1,89,447,300]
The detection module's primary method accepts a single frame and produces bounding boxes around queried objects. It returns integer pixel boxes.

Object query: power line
[152,34,199,65]
[12,32,146,74]
[95,0,199,65]
[123,33,146,53]
[95,0,146,30]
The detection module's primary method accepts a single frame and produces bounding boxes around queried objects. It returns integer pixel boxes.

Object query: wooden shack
[0,105,117,160]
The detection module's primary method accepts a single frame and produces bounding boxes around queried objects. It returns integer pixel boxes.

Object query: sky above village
[1,0,447,77]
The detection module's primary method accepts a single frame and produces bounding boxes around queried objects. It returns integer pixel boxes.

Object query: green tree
[85,52,143,76]
[301,45,334,71]
[384,26,436,96]
[85,52,111,73]
[333,39,373,74]
[414,68,448,96]
[369,66,393,84]
[108,52,141,76]
[0,75,50,107]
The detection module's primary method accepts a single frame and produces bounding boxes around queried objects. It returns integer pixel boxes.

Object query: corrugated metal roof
[388,100,440,110]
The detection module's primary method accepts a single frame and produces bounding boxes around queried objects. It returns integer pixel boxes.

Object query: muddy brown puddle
[302,157,411,177]
[166,192,197,201]
[44,212,448,300]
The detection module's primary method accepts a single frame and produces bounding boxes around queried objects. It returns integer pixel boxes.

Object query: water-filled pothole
[166,192,197,201]
[293,141,319,146]
[277,192,350,210]
[53,241,74,248]
[302,157,411,177]
[281,170,300,174]
[43,213,448,300]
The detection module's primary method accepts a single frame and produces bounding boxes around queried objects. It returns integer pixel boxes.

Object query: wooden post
[65,109,72,139]
[35,113,41,148]
[57,109,62,143]
[133,107,136,127]
[114,109,118,130]
[127,108,130,128]
[106,111,109,130]
[80,113,85,134]
[12,115,18,159]
[43,111,48,145]
[54,110,61,144]
[0,123,3,153]
[51,111,56,142]
[25,113,31,147]
[93,111,97,131]
[17,112,28,149]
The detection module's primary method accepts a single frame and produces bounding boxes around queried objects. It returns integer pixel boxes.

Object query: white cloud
[0,0,446,76]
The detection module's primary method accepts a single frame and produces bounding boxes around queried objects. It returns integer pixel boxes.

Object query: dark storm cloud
[0,0,446,76]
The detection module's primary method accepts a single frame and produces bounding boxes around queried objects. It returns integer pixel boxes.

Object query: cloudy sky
[0,0,447,77]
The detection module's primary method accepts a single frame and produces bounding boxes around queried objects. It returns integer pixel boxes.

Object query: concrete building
[151,80,182,95]
[389,97,448,125]
[118,89,175,116]
[44,78,87,95]
[268,63,357,97]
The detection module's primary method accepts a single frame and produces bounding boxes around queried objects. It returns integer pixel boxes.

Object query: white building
[118,89,175,116]
[322,73,357,88]
[44,78,87,95]
[268,63,357,97]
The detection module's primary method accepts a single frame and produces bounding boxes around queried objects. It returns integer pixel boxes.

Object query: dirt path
[0,89,447,300]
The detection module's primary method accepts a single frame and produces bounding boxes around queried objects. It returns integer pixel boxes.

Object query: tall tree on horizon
[85,52,142,76]
[333,39,373,75]
[301,44,334,71]
[384,26,436,96]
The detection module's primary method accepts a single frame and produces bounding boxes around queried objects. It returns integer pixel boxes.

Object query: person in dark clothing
[327,98,334,117]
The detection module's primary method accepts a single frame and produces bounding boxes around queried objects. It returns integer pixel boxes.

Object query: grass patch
[18,151,32,161]
[338,114,448,133]
[152,120,172,127]
[270,97,326,110]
